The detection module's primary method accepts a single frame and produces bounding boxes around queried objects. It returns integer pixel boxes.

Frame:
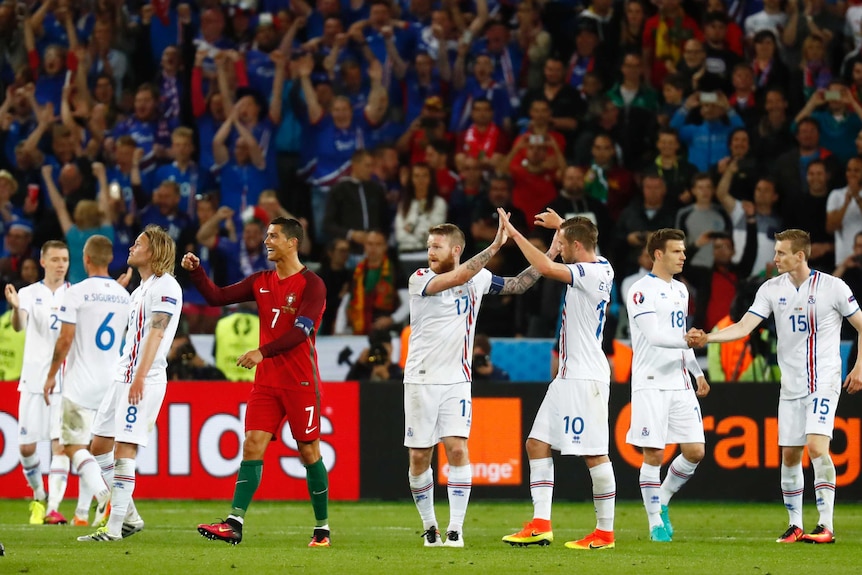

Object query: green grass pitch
[1,499,861,574]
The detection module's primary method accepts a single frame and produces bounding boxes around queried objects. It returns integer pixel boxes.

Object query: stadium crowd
[3,0,862,349]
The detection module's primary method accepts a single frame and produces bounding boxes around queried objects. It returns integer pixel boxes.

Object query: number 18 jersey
[627,274,692,391]
[404,268,503,385]
[749,270,859,399]
[58,276,131,409]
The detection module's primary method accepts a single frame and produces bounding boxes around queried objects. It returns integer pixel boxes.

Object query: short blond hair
[428,223,466,250]
[84,235,114,267]
[774,229,811,260]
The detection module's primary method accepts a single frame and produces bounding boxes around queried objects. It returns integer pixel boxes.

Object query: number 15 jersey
[749,270,859,399]
[404,268,503,385]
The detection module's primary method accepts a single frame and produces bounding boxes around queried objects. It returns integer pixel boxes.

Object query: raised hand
[181,252,200,271]
[534,207,564,230]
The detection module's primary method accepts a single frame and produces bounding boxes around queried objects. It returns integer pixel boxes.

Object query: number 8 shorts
[92,381,167,447]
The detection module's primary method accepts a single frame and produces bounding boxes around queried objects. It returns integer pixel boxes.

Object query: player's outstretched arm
[424,217,509,295]
[844,311,862,394]
[499,229,563,294]
[704,312,763,345]
[43,322,75,405]
[181,252,256,306]
[498,208,571,284]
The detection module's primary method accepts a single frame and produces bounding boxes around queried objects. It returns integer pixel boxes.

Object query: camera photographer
[473,334,510,381]
[345,329,404,382]
[168,334,226,381]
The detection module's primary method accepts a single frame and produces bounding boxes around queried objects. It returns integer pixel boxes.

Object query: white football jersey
[116,273,183,385]
[627,274,692,391]
[58,276,132,409]
[749,270,859,399]
[404,267,503,384]
[557,258,614,381]
[17,282,69,394]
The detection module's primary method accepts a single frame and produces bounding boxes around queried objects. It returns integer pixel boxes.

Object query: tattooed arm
[499,243,561,294]
[128,311,172,405]
[423,217,509,296]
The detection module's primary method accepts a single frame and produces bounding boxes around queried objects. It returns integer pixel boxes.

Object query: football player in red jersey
[182,217,331,547]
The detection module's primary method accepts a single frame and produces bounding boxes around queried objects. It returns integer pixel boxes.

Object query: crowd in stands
[4,0,862,356]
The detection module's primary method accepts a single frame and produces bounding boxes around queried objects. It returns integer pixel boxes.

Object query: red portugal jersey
[191,266,326,389]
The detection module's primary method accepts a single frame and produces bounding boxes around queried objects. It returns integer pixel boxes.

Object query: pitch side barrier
[359,381,862,502]
[0,381,858,501]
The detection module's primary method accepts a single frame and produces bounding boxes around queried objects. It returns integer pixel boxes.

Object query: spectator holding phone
[670,90,745,171]
[794,82,862,164]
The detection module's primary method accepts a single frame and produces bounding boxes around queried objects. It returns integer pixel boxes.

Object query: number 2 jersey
[117,273,183,386]
[404,267,503,384]
[749,270,860,399]
[190,265,326,389]
[17,281,69,394]
[557,258,614,382]
[58,276,131,409]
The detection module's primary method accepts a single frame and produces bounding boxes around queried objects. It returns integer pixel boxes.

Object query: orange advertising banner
[437,397,522,486]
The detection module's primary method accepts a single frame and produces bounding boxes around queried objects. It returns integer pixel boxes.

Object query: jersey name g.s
[404,267,503,384]
[117,274,183,385]
[58,276,131,409]
[18,282,69,394]
[627,274,691,391]
[749,271,859,399]
[558,258,614,381]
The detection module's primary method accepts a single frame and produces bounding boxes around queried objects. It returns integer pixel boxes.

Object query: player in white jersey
[688,229,862,544]
[405,219,548,548]
[626,229,709,543]
[78,225,183,542]
[4,240,71,525]
[43,235,132,527]
[497,209,618,550]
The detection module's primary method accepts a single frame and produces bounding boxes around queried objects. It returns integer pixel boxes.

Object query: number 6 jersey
[749,270,860,399]
[58,276,131,409]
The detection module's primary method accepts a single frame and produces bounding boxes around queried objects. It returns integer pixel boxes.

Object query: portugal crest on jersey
[283,293,297,314]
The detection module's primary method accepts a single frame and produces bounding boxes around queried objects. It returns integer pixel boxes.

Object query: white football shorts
[60,396,96,446]
[92,381,166,447]
[18,391,61,444]
[627,388,705,449]
[529,377,610,456]
[778,386,840,447]
[403,382,472,448]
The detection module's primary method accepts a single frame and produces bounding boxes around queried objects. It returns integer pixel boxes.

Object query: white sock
[107,458,136,537]
[639,463,662,528]
[659,455,698,506]
[95,452,115,487]
[529,458,554,521]
[21,454,46,500]
[75,476,94,519]
[125,498,141,522]
[446,464,472,534]
[409,468,437,530]
[72,450,110,510]
[590,462,616,532]
[811,455,836,531]
[47,454,70,513]
[780,462,804,529]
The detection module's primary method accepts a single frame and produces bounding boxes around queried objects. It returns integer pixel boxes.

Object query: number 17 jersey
[404,268,503,385]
